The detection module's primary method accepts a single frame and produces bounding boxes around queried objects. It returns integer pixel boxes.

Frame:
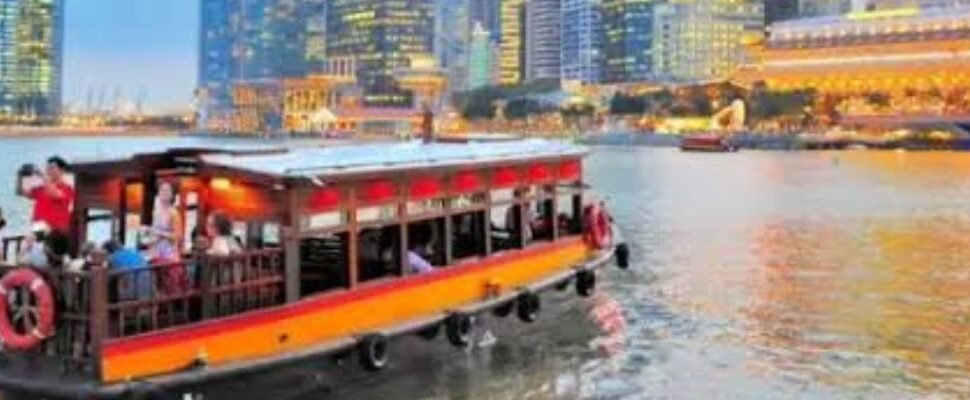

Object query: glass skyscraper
[499,0,525,85]
[561,0,601,84]
[524,0,562,83]
[326,0,435,105]
[0,0,63,120]
[435,0,471,93]
[600,0,656,84]
[198,0,325,126]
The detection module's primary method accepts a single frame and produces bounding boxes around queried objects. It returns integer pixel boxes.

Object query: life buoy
[0,268,55,351]
[584,204,613,250]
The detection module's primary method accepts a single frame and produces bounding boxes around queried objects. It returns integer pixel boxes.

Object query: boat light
[211,178,232,191]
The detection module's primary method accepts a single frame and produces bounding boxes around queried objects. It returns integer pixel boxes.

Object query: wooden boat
[0,140,627,399]
[680,134,738,153]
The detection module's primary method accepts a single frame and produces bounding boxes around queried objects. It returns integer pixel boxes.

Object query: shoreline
[0,127,182,138]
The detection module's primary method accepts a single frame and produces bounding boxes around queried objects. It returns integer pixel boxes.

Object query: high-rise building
[467,23,499,90]
[0,0,63,120]
[198,0,325,126]
[435,0,471,93]
[327,0,435,105]
[601,0,657,83]
[766,0,800,25]
[653,0,764,83]
[525,0,562,83]
[499,0,525,85]
[561,0,602,84]
[470,0,502,43]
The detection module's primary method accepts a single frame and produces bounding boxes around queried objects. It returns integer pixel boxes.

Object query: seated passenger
[103,240,151,301]
[407,242,435,275]
[205,211,241,257]
[19,230,49,268]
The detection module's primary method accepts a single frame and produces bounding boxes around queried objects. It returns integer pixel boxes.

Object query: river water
[2,138,970,399]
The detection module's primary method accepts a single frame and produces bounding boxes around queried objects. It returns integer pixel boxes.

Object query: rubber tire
[516,293,540,323]
[126,384,168,400]
[358,334,390,372]
[492,301,515,318]
[446,313,474,348]
[616,243,631,270]
[555,278,572,291]
[576,270,596,298]
[417,324,440,341]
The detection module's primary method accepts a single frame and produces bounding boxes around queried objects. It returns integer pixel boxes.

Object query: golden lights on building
[499,0,525,85]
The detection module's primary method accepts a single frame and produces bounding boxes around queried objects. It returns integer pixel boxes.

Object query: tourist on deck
[103,240,151,301]
[408,245,435,275]
[24,156,74,235]
[144,181,183,263]
[19,224,50,268]
[205,211,241,257]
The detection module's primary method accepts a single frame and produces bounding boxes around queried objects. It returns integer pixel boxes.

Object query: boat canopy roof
[199,139,587,179]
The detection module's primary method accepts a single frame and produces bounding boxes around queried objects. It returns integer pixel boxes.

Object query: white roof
[200,139,587,178]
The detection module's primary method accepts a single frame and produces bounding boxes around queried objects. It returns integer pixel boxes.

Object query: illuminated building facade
[198,0,326,128]
[736,5,970,120]
[326,0,435,106]
[467,23,499,89]
[601,0,657,83]
[653,0,764,83]
[499,0,525,85]
[525,0,562,83]
[561,0,602,84]
[767,0,800,24]
[0,0,63,120]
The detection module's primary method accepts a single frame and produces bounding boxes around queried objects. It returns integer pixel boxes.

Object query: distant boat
[680,134,738,153]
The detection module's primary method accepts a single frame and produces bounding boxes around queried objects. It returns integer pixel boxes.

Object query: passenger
[205,211,241,257]
[19,224,50,268]
[24,156,74,236]
[103,240,151,301]
[504,188,533,243]
[67,242,97,272]
[143,181,183,263]
[407,242,435,275]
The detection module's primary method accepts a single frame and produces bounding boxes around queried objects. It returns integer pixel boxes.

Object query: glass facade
[0,0,62,120]
[653,0,764,83]
[435,0,470,93]
[467,22,497,89]
[469,0,502,43]
[198,0,324,126]
[524,0,562,83]
[561,0,601,84]
[326,0,435,106]
[600,0,656,83]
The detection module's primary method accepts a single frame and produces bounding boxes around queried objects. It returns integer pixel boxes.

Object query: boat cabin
[0,140,595,388]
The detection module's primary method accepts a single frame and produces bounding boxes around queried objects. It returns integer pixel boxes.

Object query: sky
[64,0,199,114]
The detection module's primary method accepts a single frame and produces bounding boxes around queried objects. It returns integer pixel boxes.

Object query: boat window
[85,208,114,245]
[491,203,523,252]
[557,186,584,236]
[125,213,142,249]
[530,191,556,243]
[451,210,487,261]
[301,232,351,295]
[356,205,398,225]
[408,218,446,268]
[358,225,402,282]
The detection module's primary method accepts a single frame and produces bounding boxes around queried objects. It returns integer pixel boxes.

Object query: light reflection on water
[2,139,970,399]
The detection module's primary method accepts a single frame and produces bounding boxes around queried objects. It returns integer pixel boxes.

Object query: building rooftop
[200,139,587,178]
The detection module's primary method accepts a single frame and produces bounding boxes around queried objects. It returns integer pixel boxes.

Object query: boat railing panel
[0,265,95,372]
[105,249,285,338]
[1,235,26,264]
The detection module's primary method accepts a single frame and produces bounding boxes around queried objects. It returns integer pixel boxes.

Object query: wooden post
[398,185,410,276]
[282,187,303,302]
[443,196,454,266]
[549,185,559,241]
[89,263,109,379]
[483,175,493,256]
[199,255,214,319]
[347,187,359,289]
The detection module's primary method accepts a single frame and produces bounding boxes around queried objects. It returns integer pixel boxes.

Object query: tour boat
[680,134,738,153]
[0,139,628,399]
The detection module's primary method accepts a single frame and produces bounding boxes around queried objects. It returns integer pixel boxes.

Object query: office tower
[766,0,800,24]
[600,0,657,83]
[561,0,602,84]
[467,23,498,90]
[499,0,525,85]
[0,0,63,120]
[470,0,502,43]
[525,0,562,83]
[653,0,765,83]
[327,0,435,105]
[436,0,471,93]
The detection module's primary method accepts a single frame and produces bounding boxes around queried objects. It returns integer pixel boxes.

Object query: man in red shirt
[28,156,75,234]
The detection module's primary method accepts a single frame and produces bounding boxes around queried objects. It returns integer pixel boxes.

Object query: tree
[609,93,647,115]
[459,86,504,120]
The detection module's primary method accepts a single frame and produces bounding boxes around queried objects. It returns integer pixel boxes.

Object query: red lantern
[307,188,341,212]
[452,171,482,193]
[558,160,582,182]
[409,176,442,200]
[492,167,520,188]
[362,180,397,204]
[527,164,552,184]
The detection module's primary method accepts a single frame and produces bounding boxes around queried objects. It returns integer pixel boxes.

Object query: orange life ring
[0,268,55,351]
[584,204,613,250]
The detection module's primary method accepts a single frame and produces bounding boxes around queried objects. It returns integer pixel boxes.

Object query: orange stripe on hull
[101,239,591,383]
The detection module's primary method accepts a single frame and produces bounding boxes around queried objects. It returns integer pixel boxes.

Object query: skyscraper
[525,0,562,83]
[499,0,525,85]
[198,0,325,125]
[601,0,657,83]
[561,0,602,84]
[436,0,471,93]
[653,0,764,83]
[327,0,435,105]
[766,0,800,25]
[467,22,499,90]
[0,0,63,120]
[469,0,502,43]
